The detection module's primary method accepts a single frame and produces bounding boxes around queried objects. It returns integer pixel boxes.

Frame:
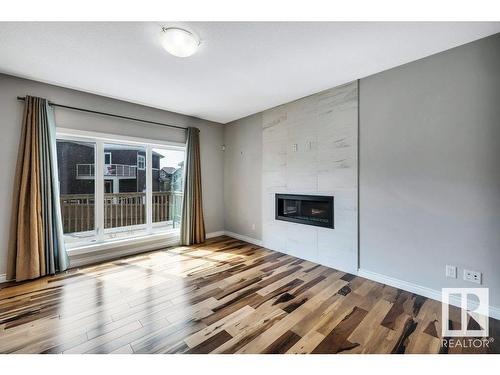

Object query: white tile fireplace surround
[262,81,358,273]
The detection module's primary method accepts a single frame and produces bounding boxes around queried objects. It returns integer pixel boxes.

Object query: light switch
[445,265,457,279]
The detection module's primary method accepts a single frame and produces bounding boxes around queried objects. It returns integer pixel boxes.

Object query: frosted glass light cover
[160,28,200,57]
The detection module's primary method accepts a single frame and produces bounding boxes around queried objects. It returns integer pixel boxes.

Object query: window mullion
[96,140,105,242]
[146,145,153,233]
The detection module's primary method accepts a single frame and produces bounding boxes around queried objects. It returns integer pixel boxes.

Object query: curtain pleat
[180,127,206,245]
[7,96,69,281]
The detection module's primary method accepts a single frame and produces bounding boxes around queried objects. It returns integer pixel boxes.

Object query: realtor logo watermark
[442,288,489,337]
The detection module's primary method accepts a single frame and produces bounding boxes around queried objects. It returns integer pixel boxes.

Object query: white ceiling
[0,22,499,123]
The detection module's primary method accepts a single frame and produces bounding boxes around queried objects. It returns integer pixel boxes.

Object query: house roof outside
[161,167,176,175]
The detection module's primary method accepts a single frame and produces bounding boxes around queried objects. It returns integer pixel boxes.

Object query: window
[137,154,145,170]
[56,139,96,245]
[103,143,147,240]
[104,152,112,165]
[56,130,185,248]
[152,147,184,232]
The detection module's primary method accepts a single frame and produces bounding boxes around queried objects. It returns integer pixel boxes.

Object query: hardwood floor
[0,236,498,354]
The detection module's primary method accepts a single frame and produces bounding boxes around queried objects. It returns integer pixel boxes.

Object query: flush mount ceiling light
[160,27,200,58]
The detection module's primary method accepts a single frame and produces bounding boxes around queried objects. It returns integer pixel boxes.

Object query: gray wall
[224,113,263,239]
[0,73,225,275]
[359,33,500,307]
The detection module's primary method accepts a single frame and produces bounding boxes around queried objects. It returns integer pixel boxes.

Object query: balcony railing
[76,164,137,178]
[59,192,183,234]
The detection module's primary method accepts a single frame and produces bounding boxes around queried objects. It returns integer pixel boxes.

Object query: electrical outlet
[463,269,482,284]
[292,143,298,152]
[445,265,457,279]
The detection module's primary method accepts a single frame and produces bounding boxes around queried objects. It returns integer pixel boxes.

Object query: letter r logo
[442,288,489,337]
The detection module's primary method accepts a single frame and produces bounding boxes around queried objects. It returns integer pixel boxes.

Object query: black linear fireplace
[275,194,334,229]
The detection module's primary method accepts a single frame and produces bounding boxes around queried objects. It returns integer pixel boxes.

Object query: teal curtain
[39,98,69,274]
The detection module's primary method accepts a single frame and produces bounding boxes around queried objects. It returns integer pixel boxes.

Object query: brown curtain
[7,96,68,281]
[180,127,206,245]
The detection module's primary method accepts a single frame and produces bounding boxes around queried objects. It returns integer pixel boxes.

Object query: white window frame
[56,127,185,251]
[137,154,146,170]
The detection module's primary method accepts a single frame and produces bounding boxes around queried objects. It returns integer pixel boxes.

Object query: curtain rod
[16,96,187,131]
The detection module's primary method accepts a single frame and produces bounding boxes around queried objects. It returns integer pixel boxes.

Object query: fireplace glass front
[275,194,334,228]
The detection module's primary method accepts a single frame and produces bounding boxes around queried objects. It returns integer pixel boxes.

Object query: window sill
[67,230,180,256]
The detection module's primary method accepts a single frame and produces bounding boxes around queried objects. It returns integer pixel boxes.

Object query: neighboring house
[171,161,184,192]
[57,141,168,195]
[159,162,184,193]
[159,166,176,192]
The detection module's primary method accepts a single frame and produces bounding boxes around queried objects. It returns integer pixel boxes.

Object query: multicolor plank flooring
[0,236,498,354]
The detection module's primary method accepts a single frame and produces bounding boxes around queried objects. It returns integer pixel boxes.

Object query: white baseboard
[223,231,263,246]
[206,230,263,246]
[358,268,500,320]
[206,231,225,239]
[357,269,442,301]
[0,274,7,283]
